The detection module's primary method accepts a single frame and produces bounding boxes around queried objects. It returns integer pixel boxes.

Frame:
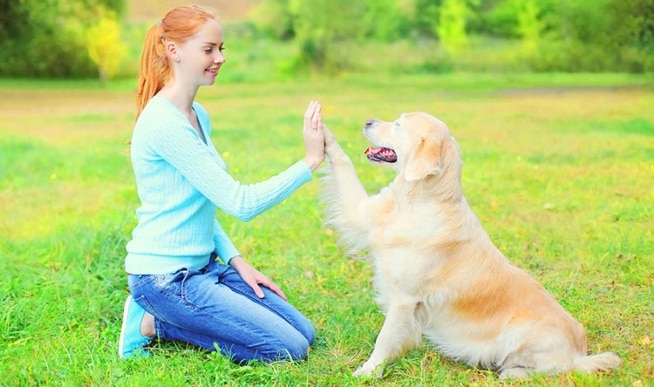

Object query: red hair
[136,5,216,117]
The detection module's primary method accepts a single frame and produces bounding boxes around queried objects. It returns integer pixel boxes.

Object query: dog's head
[363,112,460,182]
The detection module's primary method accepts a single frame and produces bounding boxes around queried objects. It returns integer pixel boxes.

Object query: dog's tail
[573,351,621,373]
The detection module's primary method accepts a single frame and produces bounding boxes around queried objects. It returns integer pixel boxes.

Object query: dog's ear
[404,137,442,181]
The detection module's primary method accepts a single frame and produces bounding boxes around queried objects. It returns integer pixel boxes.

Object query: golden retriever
[320,112,621,379]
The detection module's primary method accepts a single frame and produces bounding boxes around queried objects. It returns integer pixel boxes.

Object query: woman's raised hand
[302,100,325,171]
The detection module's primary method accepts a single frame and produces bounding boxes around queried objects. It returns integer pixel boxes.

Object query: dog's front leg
[321,126,371,248]
[354,301,422,377]
[323,126,367,202]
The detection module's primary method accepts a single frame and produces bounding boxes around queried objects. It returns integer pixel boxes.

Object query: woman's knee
[270,336,312,362]
[302,323,316,346]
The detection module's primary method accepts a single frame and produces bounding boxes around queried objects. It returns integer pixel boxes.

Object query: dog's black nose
[365,119,375,128]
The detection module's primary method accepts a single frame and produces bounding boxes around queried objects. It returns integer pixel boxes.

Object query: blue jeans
[127,257,315,363]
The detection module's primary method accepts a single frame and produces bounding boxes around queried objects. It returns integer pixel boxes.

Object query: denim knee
[266,336,312,362]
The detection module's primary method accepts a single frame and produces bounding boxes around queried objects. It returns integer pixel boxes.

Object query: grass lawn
[0,73,652,386]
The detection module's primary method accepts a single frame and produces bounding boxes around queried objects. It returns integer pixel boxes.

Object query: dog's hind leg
[498,351,621,380]
[354,301,422,377]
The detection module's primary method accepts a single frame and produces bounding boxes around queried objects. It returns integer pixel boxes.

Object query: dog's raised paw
[323,125,337,145]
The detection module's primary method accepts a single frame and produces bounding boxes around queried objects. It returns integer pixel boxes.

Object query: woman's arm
[150,119,313,221]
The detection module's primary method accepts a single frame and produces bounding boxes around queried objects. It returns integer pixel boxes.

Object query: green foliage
[249,0,294,40]
[251,0,413,73]
[544,0,613,44]
[516,0,544,56]
[412,0,443,38]
[1,0,654,78]
[268,0,370,73]
[615,0,654,52]
[253,0,315,71]
[479,0,520,38]
[246,0,653,74]
[360,0,412,41]
[0,0,126,78]
[606,0,654,71]
[436,0,474,56]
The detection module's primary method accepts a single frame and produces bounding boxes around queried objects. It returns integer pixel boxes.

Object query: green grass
[0,73,652,386]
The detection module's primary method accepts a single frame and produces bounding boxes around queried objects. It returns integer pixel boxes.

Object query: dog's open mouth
[365,147,397,163]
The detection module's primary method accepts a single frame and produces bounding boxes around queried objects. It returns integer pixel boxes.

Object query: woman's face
[174,18,225,87]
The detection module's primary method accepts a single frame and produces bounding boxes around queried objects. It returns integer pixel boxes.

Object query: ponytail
[135,5,216,118]
[136,22,169,117]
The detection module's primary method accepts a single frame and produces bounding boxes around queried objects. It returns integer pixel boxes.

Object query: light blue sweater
[125,96,312,274]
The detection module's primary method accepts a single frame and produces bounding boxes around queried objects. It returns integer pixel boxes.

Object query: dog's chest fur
[367,184,453,288]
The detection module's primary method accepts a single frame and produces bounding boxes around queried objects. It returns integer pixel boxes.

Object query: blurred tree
[437,0,473,56]
[413,0,442,38]
[528,0,653,71]
[252,0,414,73]
[607,0,654,71]
[289,0,366,71]
[4,0,650,77]
[361,0,411,41]
[0,0,29,46]
[243,0,654,73]
[86,11,126,82]
[249,0,294,39]
[516,0,544,56]
[482,0,522,38]
[251,0,369,72]
[0,0,125,78]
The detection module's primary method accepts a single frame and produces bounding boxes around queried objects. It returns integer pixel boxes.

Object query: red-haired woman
[119,4,324,363]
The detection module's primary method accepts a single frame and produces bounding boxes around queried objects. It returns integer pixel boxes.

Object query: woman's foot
[118,295,154,358]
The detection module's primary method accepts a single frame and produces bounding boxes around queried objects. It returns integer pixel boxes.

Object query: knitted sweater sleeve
[149,101,313,222]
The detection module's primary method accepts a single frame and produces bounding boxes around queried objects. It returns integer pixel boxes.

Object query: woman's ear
[165,41,180,62]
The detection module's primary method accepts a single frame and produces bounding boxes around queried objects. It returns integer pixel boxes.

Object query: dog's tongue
[365,147,398,163]
[364,147,379,156]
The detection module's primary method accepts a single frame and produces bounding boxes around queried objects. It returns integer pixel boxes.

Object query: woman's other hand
[229,256,288,301]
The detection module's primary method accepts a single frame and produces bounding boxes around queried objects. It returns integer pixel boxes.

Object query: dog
[320,112,621,379]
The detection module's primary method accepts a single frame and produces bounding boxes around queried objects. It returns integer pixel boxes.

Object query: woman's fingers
[304,100,322,132]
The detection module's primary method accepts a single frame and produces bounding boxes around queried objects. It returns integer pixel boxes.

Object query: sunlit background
[1,0,652,81]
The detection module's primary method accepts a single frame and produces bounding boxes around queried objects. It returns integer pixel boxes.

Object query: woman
[119,4,325,363]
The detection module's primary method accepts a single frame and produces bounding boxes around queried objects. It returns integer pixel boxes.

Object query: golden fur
[320,112,620,379]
